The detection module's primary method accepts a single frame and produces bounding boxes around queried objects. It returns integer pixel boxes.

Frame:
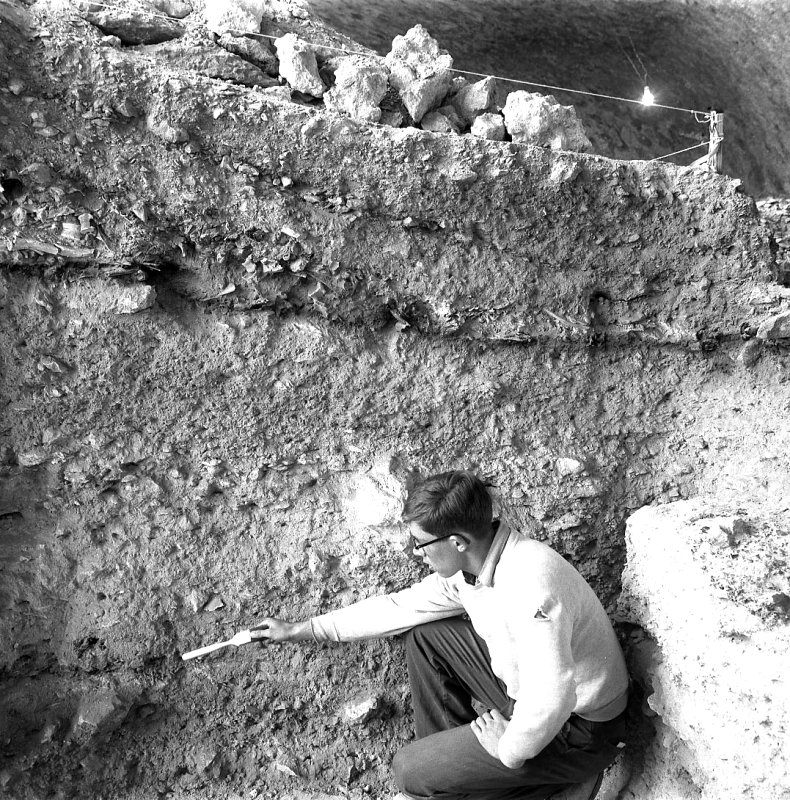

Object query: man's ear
[450,535,469,552]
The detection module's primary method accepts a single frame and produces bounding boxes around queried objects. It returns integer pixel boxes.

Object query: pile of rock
[271,23,591,152]
[79,0,591,153]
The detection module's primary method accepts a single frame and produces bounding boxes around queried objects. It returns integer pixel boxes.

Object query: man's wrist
[289,620,314,642]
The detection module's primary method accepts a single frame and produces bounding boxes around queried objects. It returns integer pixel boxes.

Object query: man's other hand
[250,618,313,643]
[470,709,511,762]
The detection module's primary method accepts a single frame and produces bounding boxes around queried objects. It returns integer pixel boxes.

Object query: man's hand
[470,709,510,762]
[250,617,313,643]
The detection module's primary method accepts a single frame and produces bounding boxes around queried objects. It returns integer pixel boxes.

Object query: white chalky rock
[342,692,380,725]
[324,57,389,123]
[274,33,325,98]
[64,282,156,315]
[384,24,453,123]
[452,76,497,124]
[421,108,460,134]
[471,112,506,141]
[502,91,591,152]
[150,0,193,19]
[203,0,262,35]
[618,500,790,800]
[555,457,585,477]
[756,310,790,339]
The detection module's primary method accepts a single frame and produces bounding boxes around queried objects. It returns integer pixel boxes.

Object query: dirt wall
[1,2,788,799]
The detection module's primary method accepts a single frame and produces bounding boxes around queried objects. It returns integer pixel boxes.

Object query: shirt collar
[463,520,511,587]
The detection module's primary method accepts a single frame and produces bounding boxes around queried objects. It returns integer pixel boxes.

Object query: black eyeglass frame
[410,532,456,551]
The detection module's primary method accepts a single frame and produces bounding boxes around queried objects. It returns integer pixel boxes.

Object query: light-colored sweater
[310,523,629,766]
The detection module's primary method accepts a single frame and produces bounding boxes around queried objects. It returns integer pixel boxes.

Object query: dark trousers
[392,617,626,800]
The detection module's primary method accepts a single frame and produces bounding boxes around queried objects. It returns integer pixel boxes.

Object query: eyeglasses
[410,532,455,551]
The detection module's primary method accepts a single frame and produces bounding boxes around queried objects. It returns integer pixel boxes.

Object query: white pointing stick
[181,629,254,661]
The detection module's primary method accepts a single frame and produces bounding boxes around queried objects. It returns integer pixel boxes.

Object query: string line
[649,141,711,162]
[70,0,708,116]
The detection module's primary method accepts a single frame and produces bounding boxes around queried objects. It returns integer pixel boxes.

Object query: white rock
[471,112,506,141]
[452,76,497,124]
[204,0,262,36]
[64,282,156,315]
[150,0,193,19]
[384,24,453,122]
[274,33,325,98]
[342,692,380,725]
[618,500,790,800]
[324,57,389,123]
[502,91,591,152]
[556,457,584,477]
[756,310,790,339]
[421,108,459,134]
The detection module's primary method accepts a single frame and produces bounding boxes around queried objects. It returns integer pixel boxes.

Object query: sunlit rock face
[619,500,790,800]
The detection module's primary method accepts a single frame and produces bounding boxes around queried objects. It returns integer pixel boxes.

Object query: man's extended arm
[252,572,465,644]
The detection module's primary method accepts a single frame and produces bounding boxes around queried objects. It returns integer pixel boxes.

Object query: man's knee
[405,617,466,656]
[392,743,415,792]
[392,741,432,796]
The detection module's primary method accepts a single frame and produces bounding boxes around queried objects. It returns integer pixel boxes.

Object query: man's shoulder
[499,531,582,583]
[505,529,558,562]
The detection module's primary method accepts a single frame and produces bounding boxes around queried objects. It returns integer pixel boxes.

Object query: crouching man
[253,471,629,800]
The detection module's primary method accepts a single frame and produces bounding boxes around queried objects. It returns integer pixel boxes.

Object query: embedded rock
[385,24,453,123]
[618,500,790,800]
[736,339,762,366]
[63,282,157,315]
[138,41,278,87]
[324,57,389,123]
[274,33,325,98]
[82,5,185,45]
[471,112,506,140]
[203,0,263,36]
[217,32,278,75]
[421,107,461,134]
[150,0,193,19]
[503,91,592,152]
[342,692,381,725]
[452,76,497,124]
[756,310,790,339]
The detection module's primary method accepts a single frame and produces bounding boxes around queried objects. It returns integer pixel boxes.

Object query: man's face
[409,522,463,579]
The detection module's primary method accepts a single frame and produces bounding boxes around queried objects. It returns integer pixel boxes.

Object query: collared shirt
[310,522,629,764]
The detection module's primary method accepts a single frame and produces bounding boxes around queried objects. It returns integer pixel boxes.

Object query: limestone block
[756,309,790,339]
[274,33,325,98]
[452,76,497,124]
[217,32,278,75]
[736,338,762,366]
[502,91,591,152]
[324,57,389,124]
[203,0,262,35]
[556,457,584,477]
[83,5,185,45]
[341,692,381,725]
[150,0,193,19]
[63,282,156,315]
[384,24,453,123]
[617,500,790,800]
[471,112,506,141]
[421,107,461,134]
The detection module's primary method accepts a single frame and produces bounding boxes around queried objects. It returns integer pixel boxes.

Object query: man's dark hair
[402,471,493,540]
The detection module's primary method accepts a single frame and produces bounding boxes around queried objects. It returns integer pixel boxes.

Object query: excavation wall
[1,3,788,799]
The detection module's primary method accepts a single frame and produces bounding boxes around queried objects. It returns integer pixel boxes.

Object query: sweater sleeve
[498,594,578,766]
[310,572,465,642]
